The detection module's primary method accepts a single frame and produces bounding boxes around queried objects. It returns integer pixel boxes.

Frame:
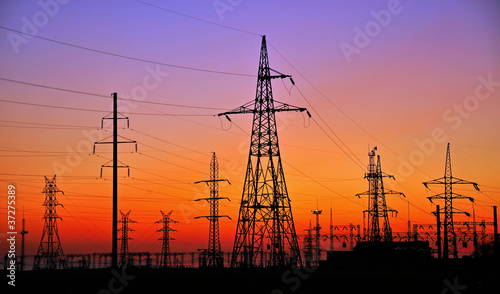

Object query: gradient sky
[1,0,499,257]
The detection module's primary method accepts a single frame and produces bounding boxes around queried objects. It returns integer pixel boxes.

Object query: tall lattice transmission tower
[423,143,478,259]
[33,175,67,270]
[195,152,231,268]
[118,210,136,267]
[156,210,178,268]
[356,147,404,242]
[219,35,308,268]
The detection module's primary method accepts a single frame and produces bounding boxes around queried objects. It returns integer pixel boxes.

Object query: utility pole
[94,92,137,268]
[33,175,67,270]
[356,147,404,242]
[118,210,136,267]
[195,152,231,268]
[219,35,308,268]
[423,143,479,259]
[156,210,178,268]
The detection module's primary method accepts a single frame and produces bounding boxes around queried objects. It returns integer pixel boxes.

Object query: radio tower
[195,152,231,268]
[219,35,308,268]
[423,143,478,259]
[118,210,136,267]
[33,175,67,270]
[356,147,404,242]
[156,210,178,268]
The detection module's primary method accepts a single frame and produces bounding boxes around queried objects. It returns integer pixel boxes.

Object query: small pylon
[195,152,231,268]
[423,143,479,259]
[312,209,322,265]
[20,210,28,271]
[155,210,178,268]
[303,220,314,268]
[118,210,136,267]
[356,147,404,242]
[33,175,67,270]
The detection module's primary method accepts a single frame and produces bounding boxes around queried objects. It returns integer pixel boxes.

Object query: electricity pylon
[219,35,308,268]
[423,143,479,259]
[33,175,67,270]
[20,210,28,271]
[195,152,231,268]
[156,210,178,268]
[356,147,404,242]
[312,209,322,266]
[118,210,136,267]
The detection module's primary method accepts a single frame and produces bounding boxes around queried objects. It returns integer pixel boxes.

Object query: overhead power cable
[0,77,228,111]
[0,26,255,77]
[134,0,261,37]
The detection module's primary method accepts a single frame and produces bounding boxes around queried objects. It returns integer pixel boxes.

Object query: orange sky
[1,1,499,257]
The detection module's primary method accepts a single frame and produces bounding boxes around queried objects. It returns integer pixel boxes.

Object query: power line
[0,26,256,77]
[0,77,229,111]
[134,0,261,37]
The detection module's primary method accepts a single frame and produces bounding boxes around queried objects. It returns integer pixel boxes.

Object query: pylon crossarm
[273,100,308,114]
[423,178,446,188]
[450,193,475,202]
[218,100,255,117]
[383,189,406,197]
[449,178,480,190]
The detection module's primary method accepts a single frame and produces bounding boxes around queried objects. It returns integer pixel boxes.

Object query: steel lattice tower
[356,148,404,242]
[312,210,322,266]
[219,35,307,268]
[423,143,478,259]
[20,211,28,271]
[118,210,136,267]
[155,210,177,268]
[303,220,314,268]
[33,175,67,270]
[195,152,231,268]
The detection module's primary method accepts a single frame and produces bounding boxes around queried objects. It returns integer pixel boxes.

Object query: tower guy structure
[195,152,231,268]
[423,143,479,259]
[156,210,178,268]
[33,175,67,270]
[356,147,404,242]
[219,35,308,267]
[118,210,136,267]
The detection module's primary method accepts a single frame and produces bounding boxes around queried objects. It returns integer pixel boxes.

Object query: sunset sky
[1,0,499,258]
